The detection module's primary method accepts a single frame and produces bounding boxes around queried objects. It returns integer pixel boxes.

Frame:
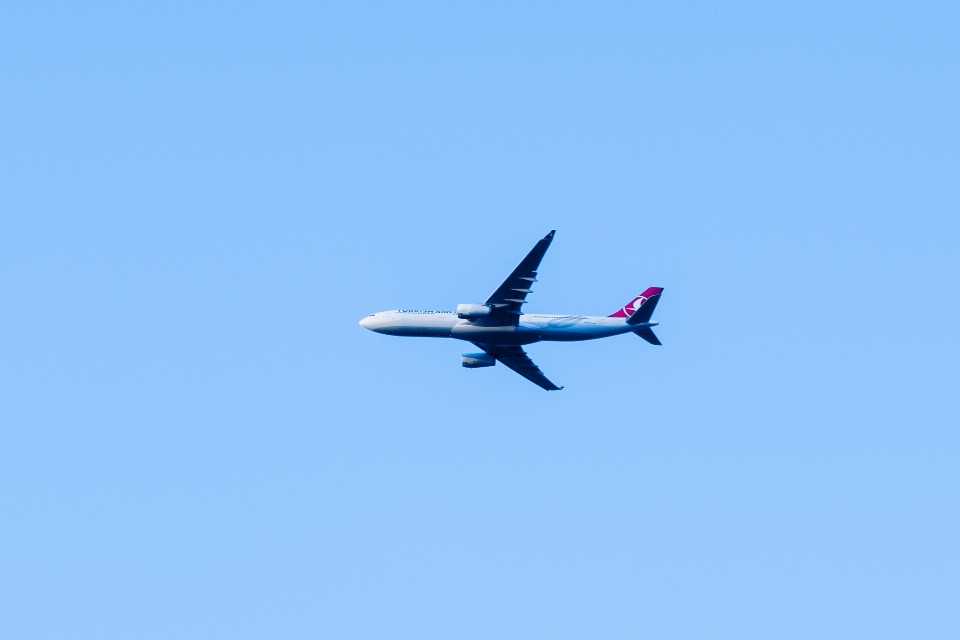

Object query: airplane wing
[474,343,563,391]
[483,230,555,326]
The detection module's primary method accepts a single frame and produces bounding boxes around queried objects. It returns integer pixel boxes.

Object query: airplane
[359,230,663,390]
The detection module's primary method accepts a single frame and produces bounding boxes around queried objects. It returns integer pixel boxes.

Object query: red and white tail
[609,287,664,323]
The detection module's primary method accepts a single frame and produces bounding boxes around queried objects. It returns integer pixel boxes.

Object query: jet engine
[462,352,495,368]
[456,303,492,319]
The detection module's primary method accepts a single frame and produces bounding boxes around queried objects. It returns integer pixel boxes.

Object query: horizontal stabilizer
[634,327,662,345]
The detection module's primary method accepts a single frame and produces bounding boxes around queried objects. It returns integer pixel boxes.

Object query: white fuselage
[360,310,653,345]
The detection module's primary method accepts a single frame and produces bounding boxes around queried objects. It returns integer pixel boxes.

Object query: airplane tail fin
[609,287,664,325]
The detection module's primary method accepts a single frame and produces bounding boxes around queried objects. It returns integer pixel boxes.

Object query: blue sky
[2,2,959,638]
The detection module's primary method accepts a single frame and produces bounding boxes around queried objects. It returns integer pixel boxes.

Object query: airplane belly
[380,315,457,337]
[450,323,541,345]
[542,330,592,342]
[540,323,626,342]
[383,326,451,337]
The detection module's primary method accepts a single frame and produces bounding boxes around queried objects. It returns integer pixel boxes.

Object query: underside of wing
[474,343,563,391]
[482,230,555,326]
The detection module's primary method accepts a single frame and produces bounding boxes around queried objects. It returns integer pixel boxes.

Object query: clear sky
[2,2,959,638]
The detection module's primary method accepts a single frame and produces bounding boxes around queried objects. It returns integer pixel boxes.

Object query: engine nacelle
[456,303,492,319]
[462,352,495,368]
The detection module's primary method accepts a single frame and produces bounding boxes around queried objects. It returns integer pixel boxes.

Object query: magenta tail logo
[610,294,647,318]
[608,288,663,318]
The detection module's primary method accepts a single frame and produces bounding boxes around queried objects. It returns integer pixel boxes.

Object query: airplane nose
[359,315,375,330]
